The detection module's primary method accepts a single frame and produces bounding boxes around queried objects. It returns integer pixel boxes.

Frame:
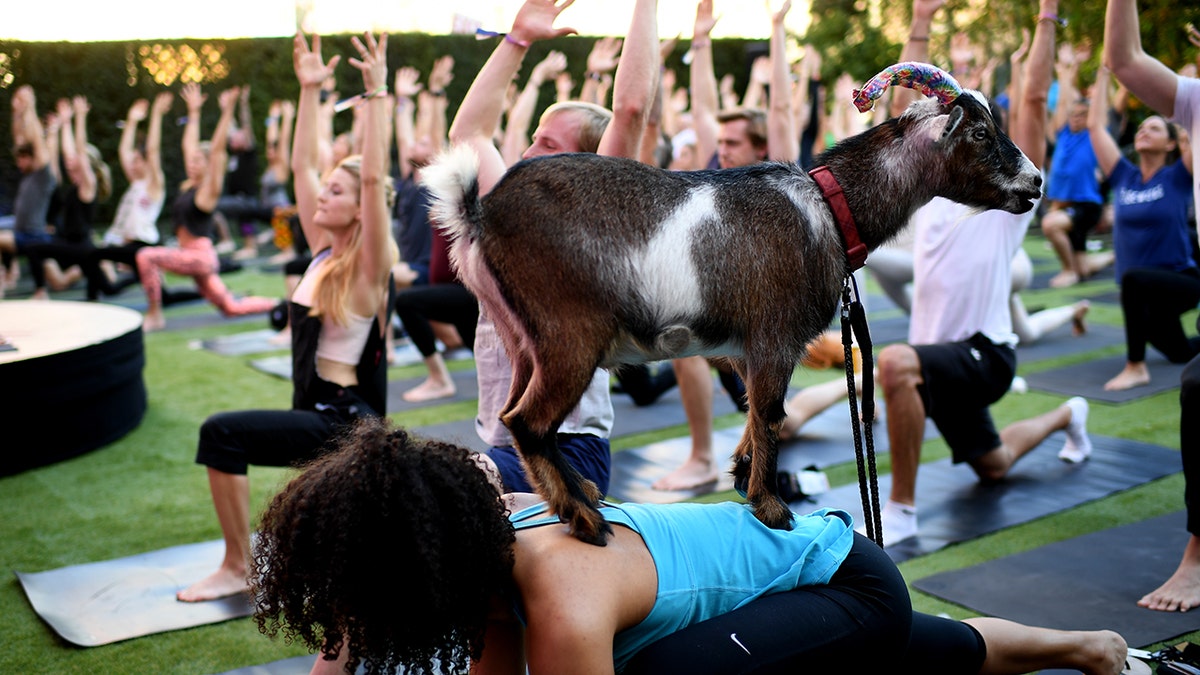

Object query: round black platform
[0,301,147,476]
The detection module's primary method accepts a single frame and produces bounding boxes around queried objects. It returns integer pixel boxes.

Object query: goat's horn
[851,61,963,112]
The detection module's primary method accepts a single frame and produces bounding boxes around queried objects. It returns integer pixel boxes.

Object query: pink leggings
[136,237,275,316]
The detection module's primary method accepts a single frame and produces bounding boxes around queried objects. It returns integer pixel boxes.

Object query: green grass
[1,240,1196,673]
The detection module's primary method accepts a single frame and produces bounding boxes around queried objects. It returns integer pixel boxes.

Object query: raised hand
[56,98,73,122]
[509,0,579,45]
[72,96,90,117]
[180,82,206,111]
[293,32,341,89]
[429,54,455,93]
[348,31,388,93]
[152,92,174,115]
[394,66,423,98]
[694,0,718,39]
[533,50,568,83]
[587,36,623,75]
[217,87,241,114]
[770,0,792,26]
[128,99,150,122]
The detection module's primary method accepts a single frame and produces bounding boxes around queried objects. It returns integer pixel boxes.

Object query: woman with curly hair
[176,31,398,602]
[252,416,1130,675]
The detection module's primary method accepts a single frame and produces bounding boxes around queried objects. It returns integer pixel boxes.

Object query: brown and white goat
[424,90,1042,545]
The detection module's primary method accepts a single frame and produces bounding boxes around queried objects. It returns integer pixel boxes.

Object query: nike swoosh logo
[730,633,751,655]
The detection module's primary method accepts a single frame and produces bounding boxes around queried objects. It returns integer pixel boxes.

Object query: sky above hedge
[1,0,811,42]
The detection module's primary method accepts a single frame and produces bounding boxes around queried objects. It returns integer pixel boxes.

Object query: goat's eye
[972,129,988,142]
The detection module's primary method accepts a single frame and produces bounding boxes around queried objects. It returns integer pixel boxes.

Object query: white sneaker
[1058,397,1093,463]
[858,500,918,547]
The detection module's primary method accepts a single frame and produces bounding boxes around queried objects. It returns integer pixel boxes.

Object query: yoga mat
[607,404,937,504]
[1014,322,1124,364]
[15,540,252,647]
[217,655,317,675]
[250,354,292,380]
[862,315,910,346]
[386,369,480,413]
[807,434,1181,564]
[913,511,1200,650]
[200,328,287,356]
[1024,353,1187,403]
[163,311,266,332]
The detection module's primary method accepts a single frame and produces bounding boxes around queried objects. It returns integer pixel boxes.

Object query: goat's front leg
[734,359,795,530]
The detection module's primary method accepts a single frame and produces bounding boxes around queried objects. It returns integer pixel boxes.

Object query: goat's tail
[422,143,484,247]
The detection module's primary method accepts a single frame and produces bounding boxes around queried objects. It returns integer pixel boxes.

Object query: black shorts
[1058,201,1104,252]
[912,333,1016,464]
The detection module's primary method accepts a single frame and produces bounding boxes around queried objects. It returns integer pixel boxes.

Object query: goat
[424,79,1043,546]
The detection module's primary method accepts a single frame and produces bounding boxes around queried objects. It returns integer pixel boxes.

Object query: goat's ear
[934,105,965,150]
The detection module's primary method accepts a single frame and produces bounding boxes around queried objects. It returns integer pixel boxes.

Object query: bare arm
[179,82,206,163]
[13,86,52,171]
[448,0,578,196]
[767,0,797,163]
[292,32,343,252]
[1048,42,1080,140]
[393,66,422,181]
[1007,29,1031,139]
[118,99,147,182]
[1087,65,1122,179]
[581,37,622,106]
[688,0,720,169]
[502,51,566,165]
[276,99,295,185]
[890,0,944,118]
[426,55,454,151]
[1014,0,1058,169]
[194,87,238,213]
[69,97,99,202]
[346,32,395,296]
[596,0,658,160]
[239,85,256,147]
[1104,0,1178,116]
[1178,123,1192,175]
[145,92,172,201]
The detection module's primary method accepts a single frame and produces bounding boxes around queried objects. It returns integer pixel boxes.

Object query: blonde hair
[310,155,399,326]
[540,102,613,154]
[86,144,113,203]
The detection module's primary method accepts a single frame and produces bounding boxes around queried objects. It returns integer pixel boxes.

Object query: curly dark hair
[251,417,516,674]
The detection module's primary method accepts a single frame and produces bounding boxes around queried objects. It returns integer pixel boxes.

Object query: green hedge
[0,33,762,226]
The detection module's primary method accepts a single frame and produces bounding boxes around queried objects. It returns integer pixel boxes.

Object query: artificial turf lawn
[1,240,1196,674]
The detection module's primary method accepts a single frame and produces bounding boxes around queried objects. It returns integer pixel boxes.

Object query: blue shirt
[1046,126,1102,204]
[1110,157,1195,282]
[509,500,854,672]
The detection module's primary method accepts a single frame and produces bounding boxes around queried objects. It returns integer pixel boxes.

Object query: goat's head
[919,92,1042,214]
[855,62,1043,215]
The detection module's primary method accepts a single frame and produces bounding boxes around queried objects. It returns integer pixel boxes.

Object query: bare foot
[402,377,456,402]
[1072,300,1090,336]
[142,312,166,333]
[30,288,50,301]
[652,457,719,491]
[1049,270,1080,288]
[177,567,250,602]
[1138,562,1200,612]
[267,328,291,347]
[1103,363,1150,391]
[1077,629,1128,675]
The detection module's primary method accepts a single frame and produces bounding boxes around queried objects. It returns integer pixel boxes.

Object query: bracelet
[504,33,531,49]
[586,71,603,82]
[691,39,711,49]
[1038,12,1067,27]
[364,85,388,99]
[908,34,929,41]
[429,89,447,97]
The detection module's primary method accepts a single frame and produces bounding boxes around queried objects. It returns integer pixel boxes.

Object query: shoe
[857,500,918,547]
[1058,397,1092,463]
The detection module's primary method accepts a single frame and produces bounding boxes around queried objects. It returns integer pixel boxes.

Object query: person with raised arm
[175,31,398,603]
[1105,0,1200,613]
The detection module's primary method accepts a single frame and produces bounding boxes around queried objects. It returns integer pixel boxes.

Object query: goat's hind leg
[734,357,795,530]
[502,338,613,545]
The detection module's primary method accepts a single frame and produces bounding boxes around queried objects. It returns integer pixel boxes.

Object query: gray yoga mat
[913,511,1200,650]
[386,369,480,413]
[15,539,252,647]
[807,434,1181,564]
[201,328,287,356]
[1024,352,1188,403]
[217,655,317,675]
[1014,322,1124,364]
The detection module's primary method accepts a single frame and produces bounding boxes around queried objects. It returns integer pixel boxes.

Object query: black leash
[840,275,883,547]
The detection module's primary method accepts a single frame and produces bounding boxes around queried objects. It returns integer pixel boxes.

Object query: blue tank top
[1109,157,1195,282]
[509,500,854,671]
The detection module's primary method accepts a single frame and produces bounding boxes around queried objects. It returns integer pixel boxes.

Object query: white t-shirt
[1172,75,1200,217]
[908,197,1037,348]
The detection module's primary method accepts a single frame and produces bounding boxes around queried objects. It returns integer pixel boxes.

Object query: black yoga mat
[806,434,1181,564]
[1024,353,1188,403]
[913,511,1200,650]
[15,540,252,647]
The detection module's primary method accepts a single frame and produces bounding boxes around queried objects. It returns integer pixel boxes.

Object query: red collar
[808,166,867,271]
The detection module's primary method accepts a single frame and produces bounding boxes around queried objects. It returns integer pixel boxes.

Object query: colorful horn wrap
[851,61,964,112]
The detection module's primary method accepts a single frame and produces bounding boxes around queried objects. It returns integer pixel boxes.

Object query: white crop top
[292,252,376,366]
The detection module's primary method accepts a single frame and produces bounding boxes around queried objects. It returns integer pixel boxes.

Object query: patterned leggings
[135,236,275,316]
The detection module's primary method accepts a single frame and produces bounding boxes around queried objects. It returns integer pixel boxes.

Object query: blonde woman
[177,31,398,603]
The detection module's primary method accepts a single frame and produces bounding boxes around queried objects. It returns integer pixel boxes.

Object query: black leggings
[1183,355,1200,535]
[1120,266,1200,364]
[24,238,93,290]
[624,534,985,674]
[394,283,478,357]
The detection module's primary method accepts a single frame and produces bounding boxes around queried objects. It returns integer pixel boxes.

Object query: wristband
[1038,12,1067,27]
[908,35,929,41]
[504,33,531,49]
[586,72,603,82]
[365,85,388,99]
[691,39,711,49]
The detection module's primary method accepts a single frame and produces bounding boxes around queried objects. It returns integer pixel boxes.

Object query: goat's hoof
[753,496,794,531]
[731,456,752,499]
